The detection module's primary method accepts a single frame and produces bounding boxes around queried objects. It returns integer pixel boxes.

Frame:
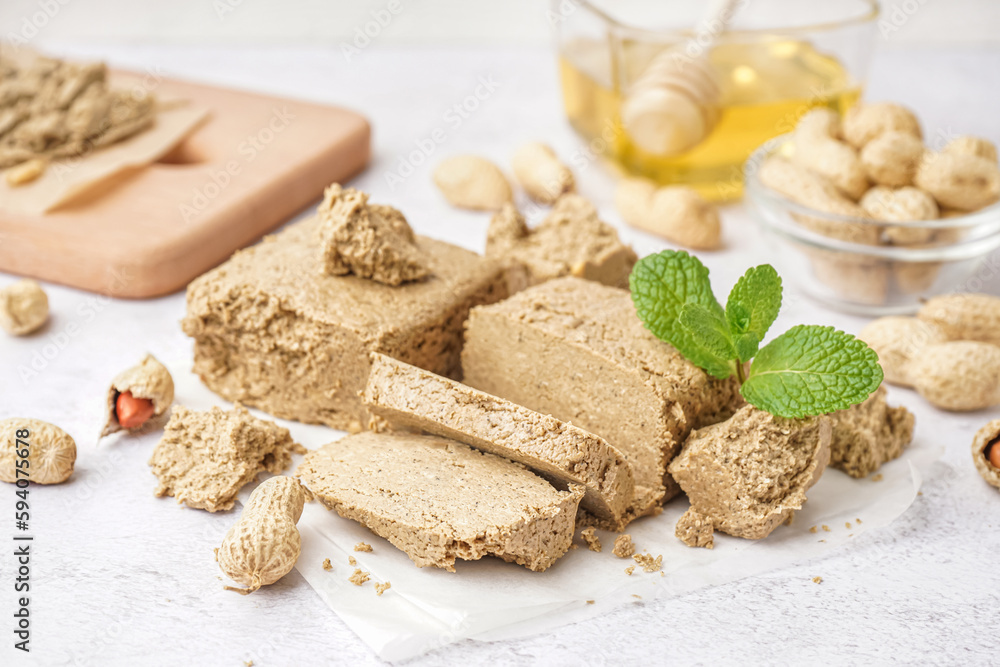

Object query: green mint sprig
[629,250,883,418]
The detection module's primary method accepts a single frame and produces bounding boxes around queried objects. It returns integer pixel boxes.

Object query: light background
[1,0,999,47]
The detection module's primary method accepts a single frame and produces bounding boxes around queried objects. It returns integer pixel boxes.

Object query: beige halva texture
[828,386,914,478]
[149,404,305,512]
[296,432,584,572]
[362,352,635,528]
[182,214,506,431]
[485,194,637,293]
[462,277,743,522]
[316,184,430,286]
[669,406,832,549]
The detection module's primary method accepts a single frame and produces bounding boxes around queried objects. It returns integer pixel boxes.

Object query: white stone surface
[0,44,998,665]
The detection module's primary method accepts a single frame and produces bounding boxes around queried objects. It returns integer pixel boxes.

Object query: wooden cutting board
[0,72,370,298]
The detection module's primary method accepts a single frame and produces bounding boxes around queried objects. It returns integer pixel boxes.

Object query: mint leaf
[630,251,732,379]
[726,265,782,361]
[734,331,760,364]
[679,303,737,373]
[741,324,884,418]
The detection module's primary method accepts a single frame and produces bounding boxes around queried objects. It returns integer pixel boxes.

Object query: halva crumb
[348,556,356,566]
[580,527,602,552]
[375,581,391,596]
[349,569,370,586]
[632,552,663,573]
[354,542,373,553]
[322,558,332,571]
[624,566,635,576]
[612,534,635,559]
[812,576,823,584]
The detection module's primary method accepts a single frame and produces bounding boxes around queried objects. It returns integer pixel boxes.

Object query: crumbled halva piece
[322,558,332,571]
[354,542,373,553]
[349,569,370,586]
[182,214,506,430]
[462,277,743,522]
[486,195,637,292]
[362,352,635,528]
[297,432,584,572]
[676,508,715,549]
[612,534,635,559]
[348,556,357,566]
[149,404,305,512]
[828,386,914,478]
[317,184,430,286]
[375,581,391,596]
[668,405,832,542]
[580,527,601,552]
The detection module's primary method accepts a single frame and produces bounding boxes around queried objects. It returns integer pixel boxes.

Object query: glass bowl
[745,135,1000,315]
[552,0,878,201]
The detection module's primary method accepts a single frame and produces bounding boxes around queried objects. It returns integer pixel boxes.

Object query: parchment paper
[172,365,940,663]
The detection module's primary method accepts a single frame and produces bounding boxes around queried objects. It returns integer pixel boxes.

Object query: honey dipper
[620,0,740,156]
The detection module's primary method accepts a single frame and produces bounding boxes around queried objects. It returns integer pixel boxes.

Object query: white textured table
[1,45,998,666]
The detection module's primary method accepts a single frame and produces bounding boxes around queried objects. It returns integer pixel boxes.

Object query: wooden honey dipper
[621,0,740,156]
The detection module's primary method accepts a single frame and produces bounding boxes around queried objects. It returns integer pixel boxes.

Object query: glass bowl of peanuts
[744,104,1000,315]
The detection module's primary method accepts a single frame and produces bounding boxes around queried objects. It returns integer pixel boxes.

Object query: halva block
[182,215,506,430]
[462,277,743,520]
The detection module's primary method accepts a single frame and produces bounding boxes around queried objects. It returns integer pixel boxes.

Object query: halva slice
[362,352,634,528]
[149,404,305,512]
[668,405,832,546]
[828,386,914,478]
[971,419,1000,490]
[462,277,742,520]
[296,432,584,572]
[317,184,430,286]
[486,195,637,292]
[182,215,506,430]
